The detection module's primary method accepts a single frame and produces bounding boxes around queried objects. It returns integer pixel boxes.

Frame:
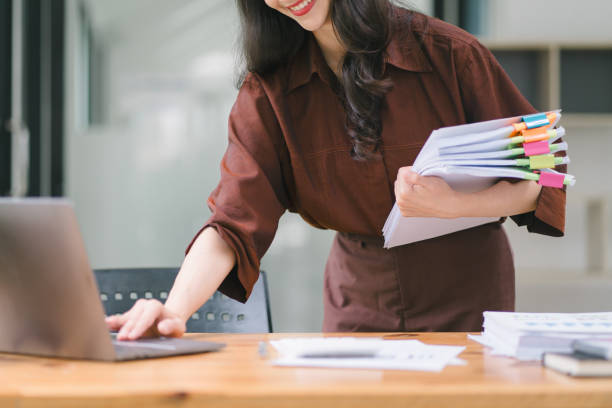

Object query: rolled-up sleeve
[186,74,289,302]
[457,40,566,236]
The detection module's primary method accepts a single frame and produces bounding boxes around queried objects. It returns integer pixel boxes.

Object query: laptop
[0,198,225,361]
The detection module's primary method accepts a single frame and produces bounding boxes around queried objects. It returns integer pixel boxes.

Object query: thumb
[157,318,185,337]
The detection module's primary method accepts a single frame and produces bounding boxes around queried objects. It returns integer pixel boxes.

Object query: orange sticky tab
[546,112,557,124]
[521,127,549,137]
[524,133,550,143]
[510,122,526,136]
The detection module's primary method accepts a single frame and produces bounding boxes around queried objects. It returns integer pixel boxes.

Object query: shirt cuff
[510,185,565,237]
[185,222,259,303]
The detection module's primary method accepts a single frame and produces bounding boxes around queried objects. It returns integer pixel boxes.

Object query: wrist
[448,190,471,218]
[163,299,191,324]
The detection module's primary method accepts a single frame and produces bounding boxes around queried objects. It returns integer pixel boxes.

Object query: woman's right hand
[105,299,187,341]
[105,227,236,341]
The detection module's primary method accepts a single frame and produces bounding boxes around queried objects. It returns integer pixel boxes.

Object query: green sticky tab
[516,158,530,166]
[529,154,556,169]
[509,147,525,157]
[518,169,539,181]
[510,135,525,145]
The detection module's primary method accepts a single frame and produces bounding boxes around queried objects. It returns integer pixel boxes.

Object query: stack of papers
[383,110,576,248]
[269,337,465,372]
[469,311,612,361]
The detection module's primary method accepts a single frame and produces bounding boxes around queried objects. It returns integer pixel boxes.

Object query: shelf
[486,43,612,114]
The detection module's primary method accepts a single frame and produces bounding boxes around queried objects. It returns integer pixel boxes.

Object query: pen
[258,340,378,359]
[258,341,269,358]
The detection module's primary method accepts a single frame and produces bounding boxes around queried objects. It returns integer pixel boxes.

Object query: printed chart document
[269,337,465,372]
[383,110,575,248]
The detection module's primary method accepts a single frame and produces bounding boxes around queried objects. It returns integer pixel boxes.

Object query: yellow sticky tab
[529,154,556,169]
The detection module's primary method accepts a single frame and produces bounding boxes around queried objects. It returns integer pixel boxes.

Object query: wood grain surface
[0,332,611,408]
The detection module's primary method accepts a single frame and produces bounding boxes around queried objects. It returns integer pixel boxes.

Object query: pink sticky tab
[538,172,565,188]
[524,140,550,156]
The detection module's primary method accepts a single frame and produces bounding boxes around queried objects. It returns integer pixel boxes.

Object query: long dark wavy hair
[235,0,396,160]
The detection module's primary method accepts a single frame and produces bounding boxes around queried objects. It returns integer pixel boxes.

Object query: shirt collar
[384,27,433,73]
[286,27,432,94]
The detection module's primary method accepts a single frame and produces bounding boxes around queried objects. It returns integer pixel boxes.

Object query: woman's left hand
[394,166,461,218]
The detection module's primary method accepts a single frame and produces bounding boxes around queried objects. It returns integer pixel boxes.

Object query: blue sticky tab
[522,113,549,129]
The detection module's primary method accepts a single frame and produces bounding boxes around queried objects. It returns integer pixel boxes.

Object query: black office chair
[94,268,272,333]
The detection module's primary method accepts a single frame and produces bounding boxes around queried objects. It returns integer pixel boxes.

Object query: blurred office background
[1,0,611,331]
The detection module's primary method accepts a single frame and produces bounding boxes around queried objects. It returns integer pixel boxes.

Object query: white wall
[65,0,333,331]
[486,0,612,43]
[400,0,434,15]
[507,122,612,271]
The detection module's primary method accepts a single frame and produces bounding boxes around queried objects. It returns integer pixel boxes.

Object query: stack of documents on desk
[469,312,612,361]
[269,337,465,372]
[383,110,576,248]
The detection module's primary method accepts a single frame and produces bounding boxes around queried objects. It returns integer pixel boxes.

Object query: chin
[299,20,325,31]
[291,10,329,31]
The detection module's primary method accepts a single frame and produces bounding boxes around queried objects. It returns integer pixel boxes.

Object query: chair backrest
[94,268,272,333]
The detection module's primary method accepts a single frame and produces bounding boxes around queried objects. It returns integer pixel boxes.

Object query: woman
[106,0,565,339]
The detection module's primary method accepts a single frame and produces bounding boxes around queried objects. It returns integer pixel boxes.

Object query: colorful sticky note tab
[538,172,565,188]
[524,140,550,156]
[523,113,550,129]
[529,154,556,169]
[521,127,549,137]
[524,132,551,143]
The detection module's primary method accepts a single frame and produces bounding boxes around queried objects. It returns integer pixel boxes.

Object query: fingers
[116,299,147,340]
[105,301,142,332]
[125,300,164,340]
[395,169,430,217]
[105,314,127,331]
[397,166,421,185]
[107,299,187,341]
[395,167,421,205]
[395,175,414,203]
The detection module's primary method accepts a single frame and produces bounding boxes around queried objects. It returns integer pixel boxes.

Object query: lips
[287,0,316,17]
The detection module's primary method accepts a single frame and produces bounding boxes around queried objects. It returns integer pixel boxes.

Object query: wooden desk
[1,332,611,407]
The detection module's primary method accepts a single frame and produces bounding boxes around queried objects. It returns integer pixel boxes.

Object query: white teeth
[290,0,312,12]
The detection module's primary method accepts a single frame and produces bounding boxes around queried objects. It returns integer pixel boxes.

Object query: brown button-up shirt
[187,11,566,330]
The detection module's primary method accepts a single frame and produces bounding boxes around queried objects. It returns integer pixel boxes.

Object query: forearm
[164,227,236,322]
[453,180,542,218]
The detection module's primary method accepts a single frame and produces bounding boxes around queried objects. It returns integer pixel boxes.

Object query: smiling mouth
[287,0,316,17]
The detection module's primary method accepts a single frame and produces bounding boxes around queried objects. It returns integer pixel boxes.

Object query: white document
[483,311,612,334]
[382,111,563,248]
[473,312,612,361]
[269,337,465,372]
[438,141,568,161]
